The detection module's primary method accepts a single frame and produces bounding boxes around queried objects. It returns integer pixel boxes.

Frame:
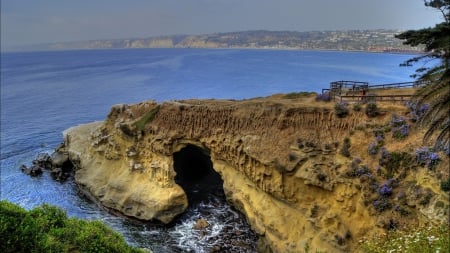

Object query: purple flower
[378,184,393,197]
[392,122,410,139]
[316,92,331,102]
[406,102,429,121]
[368,141,379,155]
[376,134,384,142]
[429,152,439,161]
[381,147,390,159]
[415,147,440,169]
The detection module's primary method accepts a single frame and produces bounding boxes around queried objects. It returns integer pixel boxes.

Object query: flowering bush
[379,149,415,178]
[415,147,440,170]
[380,147,390,160]
[346,165,371,178]
[391,114,410,139]
[373,198,391,212]
[375,132,385,142]
[378,183,393,197]
[316,92,331,102]
[391,114,406,127]
[435,141,450,156]
[406,101,429,122]
[368,141,379,155]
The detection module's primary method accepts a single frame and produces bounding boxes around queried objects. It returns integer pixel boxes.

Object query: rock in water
[50,151,69,168]
[20,164,43,177]
[193,218,210,230]
[33,153,52,168]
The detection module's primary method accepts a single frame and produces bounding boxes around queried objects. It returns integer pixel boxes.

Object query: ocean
[0,48,416,252]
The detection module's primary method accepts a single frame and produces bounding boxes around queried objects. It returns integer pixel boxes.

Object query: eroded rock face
[60,97,449,252]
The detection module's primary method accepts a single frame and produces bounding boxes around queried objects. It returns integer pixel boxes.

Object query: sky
[1,0,444,48]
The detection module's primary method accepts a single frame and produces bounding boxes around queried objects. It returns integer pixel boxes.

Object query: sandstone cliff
[60,94,449,252]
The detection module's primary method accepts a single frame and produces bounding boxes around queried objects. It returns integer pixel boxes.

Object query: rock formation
[58,94,449,252]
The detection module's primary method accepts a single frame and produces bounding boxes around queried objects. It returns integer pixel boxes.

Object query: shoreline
[1,46,422,56]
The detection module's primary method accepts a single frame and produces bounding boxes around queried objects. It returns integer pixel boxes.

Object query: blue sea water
[0,48,416,252]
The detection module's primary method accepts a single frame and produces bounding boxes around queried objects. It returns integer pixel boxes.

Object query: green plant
[353,103,362,111]
[0,200,144,253]
[440,178,450,191]
[379,150,415,178]
[340,137,351,157]
[135,105,160,131]
[334,102,349,118]
[284,91,316,99]
[365,102,379,117]
[396,0,449,149]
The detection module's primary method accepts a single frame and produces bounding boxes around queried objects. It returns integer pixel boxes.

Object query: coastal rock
[20,164,43,177]
[193,218,210,230]
[33,153,52,168]
[50,151,69,168]
[60,95,449,252]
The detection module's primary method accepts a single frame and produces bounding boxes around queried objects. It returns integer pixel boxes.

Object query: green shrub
[365,102,379,117]
[379,150,414,179]
[0,200,144,253]
[340,137,351,157]
[353,103,362,111]
[440,178,450,192]
[284,91,316,99]
[334,102,349,118]
[135,105,160,131]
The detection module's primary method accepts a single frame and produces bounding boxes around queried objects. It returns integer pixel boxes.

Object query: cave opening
[173,144,224,203]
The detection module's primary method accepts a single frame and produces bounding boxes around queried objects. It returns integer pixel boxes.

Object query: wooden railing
[369,80,429,89]
[325,80,429,102]
[337,94,414,102]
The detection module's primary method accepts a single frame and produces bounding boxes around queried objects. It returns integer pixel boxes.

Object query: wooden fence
[337,94,414,103]
[325,80,429,102]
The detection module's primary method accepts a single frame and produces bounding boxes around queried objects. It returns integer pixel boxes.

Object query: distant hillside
[17,30,422,52]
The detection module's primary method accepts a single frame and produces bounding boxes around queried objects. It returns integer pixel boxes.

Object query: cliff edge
[59,93,449,252]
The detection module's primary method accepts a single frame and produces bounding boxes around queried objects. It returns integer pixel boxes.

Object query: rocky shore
[37,93,448,252]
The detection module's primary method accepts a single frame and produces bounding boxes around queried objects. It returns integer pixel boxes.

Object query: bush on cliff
[334,102,349,118]
[365,102,379,117]
[0,200,145,253]
[340,137,351,157]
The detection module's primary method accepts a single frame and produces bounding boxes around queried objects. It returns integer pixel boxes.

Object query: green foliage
[396,1,449,148]
[284,91,316,99]
[303,242,328,253]
[340,137,351,157]
[135,105,160,131]
[440,178,450,191]
[365,102,379,117]
[379,150,415,179]
[0,200,144,253]
[362,225,449,253]
[334,102,349,118]
[353,103,362,112]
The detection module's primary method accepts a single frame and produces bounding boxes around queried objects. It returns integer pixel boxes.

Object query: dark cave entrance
[173,144,225,203]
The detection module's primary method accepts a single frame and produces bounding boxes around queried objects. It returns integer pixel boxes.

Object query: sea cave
[173,144,224,203]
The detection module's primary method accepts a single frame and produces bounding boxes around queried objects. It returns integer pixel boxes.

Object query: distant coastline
[6,29,423,53]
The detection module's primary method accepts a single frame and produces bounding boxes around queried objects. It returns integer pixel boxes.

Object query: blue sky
[1,0,444,47]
